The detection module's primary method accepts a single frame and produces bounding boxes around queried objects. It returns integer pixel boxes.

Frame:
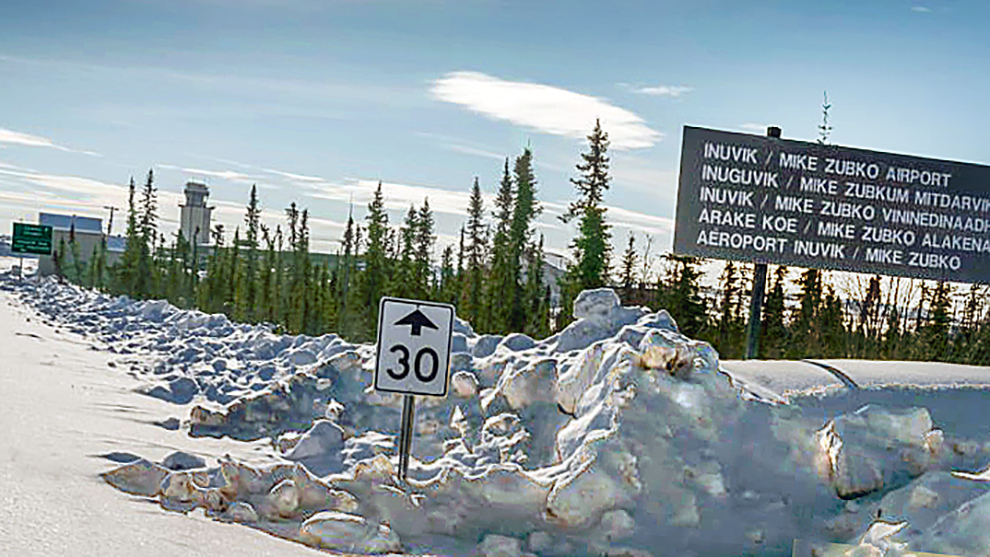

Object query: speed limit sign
[374,297,455,397]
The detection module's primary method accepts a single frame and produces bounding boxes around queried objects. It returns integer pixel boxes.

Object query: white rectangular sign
[374,297,455,397]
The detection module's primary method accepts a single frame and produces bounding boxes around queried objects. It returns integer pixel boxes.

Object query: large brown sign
[673,126,990,284]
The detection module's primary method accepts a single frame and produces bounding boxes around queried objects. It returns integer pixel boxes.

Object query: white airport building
[179,181,214,247]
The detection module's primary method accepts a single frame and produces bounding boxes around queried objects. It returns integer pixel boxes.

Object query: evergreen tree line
[49,119,990,366]
[59,121,616,343]
[616,252,990,366]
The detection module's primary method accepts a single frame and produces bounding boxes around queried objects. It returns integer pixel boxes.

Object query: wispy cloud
[911,6,932,12]
[305,178,476,217]
[209,199,346,246]
[0,165,347,249]
[0,127,100,156]
[180,155,328,186]
[443,143,508,162]
[431,71,662,150]
[605,205,674,236]
[610,155,678,195]
[158,164,258,184]
[738,123,770,133]
[303,176,673,246]
[627,84,694,98]
[0,161,30,171]
[0,166,161,228]
[259,167,327,183]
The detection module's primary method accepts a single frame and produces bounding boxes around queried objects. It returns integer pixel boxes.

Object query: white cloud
[630,84,694,98]
[209,199,346,250]
[0,161,29,171]
[305,178,476,218]
[431,71,662,150]
[604,205,674,236]
[0,128,50,148]
[176,156,325,188]
[0,127,100,156]
[260,167,326,183]
[911,6,931,12]
[443,143,508,162]
[303,177,671,239]
[0,165,348,250]
[610,156,678,196]
[739,123,770,133]
[416,132,508,163]
[158,164,258,184]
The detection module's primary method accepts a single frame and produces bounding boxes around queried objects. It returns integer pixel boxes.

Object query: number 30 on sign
[374,297,455,397]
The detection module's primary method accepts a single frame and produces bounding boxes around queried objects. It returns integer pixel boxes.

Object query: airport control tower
[179,181,214,247]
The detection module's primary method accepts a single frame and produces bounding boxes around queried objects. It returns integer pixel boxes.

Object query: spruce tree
[286,208,312,333]
[507,148,541,331]
[67,221,85,284]
[455,226,465,303]
[462,178,487,328]
[226,228,241,317]
[562,119,612,294]
[336,212,357,335]
[660,254,708,338]
[273,226,285,328]
[788,268,824,358]
[239,185,261,321]
[362,182,390,339]
[715,261,744,359]
[136,169,158,298]
[55,237,67,279]
[259,224,275,324]
[414,198,435,297]
[820,285,847,357]
[923,282,952,361]
[487,159,515,333]
[393,205,419,299]
[87,244,100,289]
[118,177,141,297]
[619,234,637,294]
[439,245,455,303]
[198,224,225,313]
[524,234,549,338]
[188,226,200,303]
[760,265,789,359]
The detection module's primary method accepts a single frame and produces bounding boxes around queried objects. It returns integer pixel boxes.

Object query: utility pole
[745,126,781,359]
[103,206,118,246]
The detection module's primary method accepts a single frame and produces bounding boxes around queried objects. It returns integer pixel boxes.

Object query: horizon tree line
[48,119,990,366]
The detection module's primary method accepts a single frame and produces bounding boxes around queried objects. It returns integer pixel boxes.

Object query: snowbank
[6,271,990,557]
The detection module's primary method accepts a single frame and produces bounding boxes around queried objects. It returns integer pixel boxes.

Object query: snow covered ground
[3,257,990,556]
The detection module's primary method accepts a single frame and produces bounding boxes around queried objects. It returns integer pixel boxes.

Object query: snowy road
[0,289,326,556]
[6,260,990,556]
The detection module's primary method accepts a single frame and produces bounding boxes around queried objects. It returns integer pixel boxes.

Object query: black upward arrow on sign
[394,308,438,337]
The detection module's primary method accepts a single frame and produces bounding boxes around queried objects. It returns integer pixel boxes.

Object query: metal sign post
[397,395,416,480]
[374,297,455,482]
[744,126,781,359]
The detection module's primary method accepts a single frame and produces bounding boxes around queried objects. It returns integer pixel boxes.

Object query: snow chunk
[101,459,169,497]
[452,370,480,398]
[299,511,401,554]
[162,451,206,471]
[285,420,345,460]
[476,534,523,557]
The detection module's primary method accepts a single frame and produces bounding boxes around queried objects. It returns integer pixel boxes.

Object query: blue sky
[1,0,987,261]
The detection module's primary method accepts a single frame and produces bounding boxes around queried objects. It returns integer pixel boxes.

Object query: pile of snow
[7,270,990,556]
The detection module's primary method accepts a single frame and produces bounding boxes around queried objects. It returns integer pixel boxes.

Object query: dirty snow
[4,264,990,556]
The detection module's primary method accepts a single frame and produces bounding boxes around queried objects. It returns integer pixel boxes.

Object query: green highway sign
[12,223,53,255]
